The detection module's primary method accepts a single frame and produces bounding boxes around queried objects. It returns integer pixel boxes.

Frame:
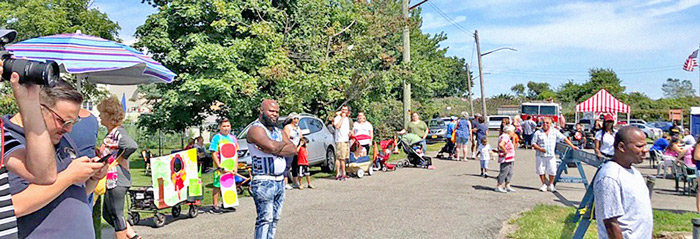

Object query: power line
[427,2,472,36]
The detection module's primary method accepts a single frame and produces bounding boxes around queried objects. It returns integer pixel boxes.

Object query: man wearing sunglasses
[2,76,107,238]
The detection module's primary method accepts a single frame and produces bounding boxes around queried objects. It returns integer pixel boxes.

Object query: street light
[474,29,516,119]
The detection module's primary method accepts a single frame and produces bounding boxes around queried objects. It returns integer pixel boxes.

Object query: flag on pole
[684,49,699,71]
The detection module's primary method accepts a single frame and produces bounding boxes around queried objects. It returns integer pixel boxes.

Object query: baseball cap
[603,114,614,122]
[289,112,300,119]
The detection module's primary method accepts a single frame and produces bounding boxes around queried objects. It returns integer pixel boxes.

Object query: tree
[526,81,552,99]
[661,78,695,99]
[584,68,625,98]
[511,84,525,99]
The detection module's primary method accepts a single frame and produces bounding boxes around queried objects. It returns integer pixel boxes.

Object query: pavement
[102,137,697,239]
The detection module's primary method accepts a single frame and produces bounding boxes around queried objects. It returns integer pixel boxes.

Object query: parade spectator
[531,117,578,192]
[470,114,481,158]
[593,126,653,239]
[194,136,211,171]
[283,113,301,189]
[693,138,700,213]
[499,118,511,135]
[650,133,670,156]
[247,99,297,239]
[571,123,586,149]
[663,138,686,160]
[446,116,458,159]
[296,137,313,189]
[408,112,429,154]
[669,120,681,137]
[353,112,373,154]
[98,96,140,239]
[475,117,488,153]
[209,119,238,213]
[595,115,617,159]
[495,125,516,193]
[2,73,90,238]
[184,138,195,150]
[67,108,99,207]
[334,105,352,181]
[454,112,473,161]
[475,138,492,178]
[513,115,523,146]
[683,129,696,146]
[521,116,536,149]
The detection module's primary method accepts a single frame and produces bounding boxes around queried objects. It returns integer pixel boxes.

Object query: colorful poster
[151,149,200,209]
[219,142,239,208]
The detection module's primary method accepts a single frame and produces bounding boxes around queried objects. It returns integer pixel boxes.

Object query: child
[296,137,314,189]
[209,119,237,213]
[496,125,516,193]
[475,138,492,178]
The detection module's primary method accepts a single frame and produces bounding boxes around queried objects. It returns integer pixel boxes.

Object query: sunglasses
[41,104,80,129]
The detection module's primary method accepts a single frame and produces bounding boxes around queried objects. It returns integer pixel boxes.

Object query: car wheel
[321,148,335,173]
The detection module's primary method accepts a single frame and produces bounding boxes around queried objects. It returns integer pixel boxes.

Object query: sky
[93,0,700,99]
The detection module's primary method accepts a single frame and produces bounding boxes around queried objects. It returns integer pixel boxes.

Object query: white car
[487,115,512,130]
[630,123,662,139]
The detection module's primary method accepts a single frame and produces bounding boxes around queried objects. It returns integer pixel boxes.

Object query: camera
[0,29,60,86]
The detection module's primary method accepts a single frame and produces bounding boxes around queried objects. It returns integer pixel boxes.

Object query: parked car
[630,123,662,139]
[236,114,336,173]
[628,119,647,125]
[487,115,512,130]
[426,117,452,144]
[648,121,673,132]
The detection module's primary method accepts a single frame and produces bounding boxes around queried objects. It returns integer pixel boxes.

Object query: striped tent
[575,89,630,123]
[575,89,629,113]
[6,33,175,85]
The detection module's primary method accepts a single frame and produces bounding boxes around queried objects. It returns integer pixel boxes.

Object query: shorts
[103,186,129,231]
[456,136,469,145]
[336,141,350,160]
[213,170,221,188]
[536,156,557,176]
[296,165,310,176]
[479,160,489,169]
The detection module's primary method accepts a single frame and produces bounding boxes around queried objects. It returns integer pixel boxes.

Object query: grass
[508,204,697,239]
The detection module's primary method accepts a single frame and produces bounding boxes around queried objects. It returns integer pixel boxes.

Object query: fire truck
[520,102,565,126]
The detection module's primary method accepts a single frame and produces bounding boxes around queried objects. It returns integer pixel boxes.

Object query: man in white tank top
[247,99,297,239]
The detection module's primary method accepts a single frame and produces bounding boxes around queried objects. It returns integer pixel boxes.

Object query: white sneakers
[506,187,516,192]
[539,184,557,192]
[495,187,507,193]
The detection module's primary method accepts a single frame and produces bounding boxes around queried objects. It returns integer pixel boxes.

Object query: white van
[487,115,512,130]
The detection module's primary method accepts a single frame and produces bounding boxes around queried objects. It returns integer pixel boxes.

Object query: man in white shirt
[593,126,653,239]
[531,117,578,192]
[333,105,352,180]
[682,129,696,146]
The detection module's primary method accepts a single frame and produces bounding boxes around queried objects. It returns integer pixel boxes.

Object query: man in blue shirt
[445,116,457,159]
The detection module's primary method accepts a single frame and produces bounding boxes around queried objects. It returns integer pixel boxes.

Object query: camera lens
[2,58,60,86]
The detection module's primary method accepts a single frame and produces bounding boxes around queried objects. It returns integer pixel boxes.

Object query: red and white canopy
[575,89,630,113]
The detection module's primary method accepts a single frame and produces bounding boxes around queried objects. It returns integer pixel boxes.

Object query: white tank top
[249,121,286,176]
[288,125,301,146]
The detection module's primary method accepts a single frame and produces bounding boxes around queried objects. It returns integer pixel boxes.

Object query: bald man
[593,126,653,239]
[247,99,297,239]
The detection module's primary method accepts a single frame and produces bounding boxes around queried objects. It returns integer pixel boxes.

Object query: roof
[575,89,630,113]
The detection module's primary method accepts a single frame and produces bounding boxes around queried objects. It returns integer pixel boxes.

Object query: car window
[429,120,444,127]
[307,118,324,134]
[489,117,506,122]
[298,118,310,131]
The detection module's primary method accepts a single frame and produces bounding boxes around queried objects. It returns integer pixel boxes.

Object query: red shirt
[297,146,309,166]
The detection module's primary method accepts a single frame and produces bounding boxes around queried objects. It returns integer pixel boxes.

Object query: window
[298,118,310,130]
[307,119,324,134]
[429,119,445,127]
[522,105,539,115]
[540,106,558,115]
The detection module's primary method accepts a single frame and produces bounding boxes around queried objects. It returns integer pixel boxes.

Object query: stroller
[396,136,433,168]
[372,139,397,172]
[436,138,455,159]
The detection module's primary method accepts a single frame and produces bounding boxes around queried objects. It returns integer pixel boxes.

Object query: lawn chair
[649,149,663,168]
[657,155,676,179]
[679,164,697,195]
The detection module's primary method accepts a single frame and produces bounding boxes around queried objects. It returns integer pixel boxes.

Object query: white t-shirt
[683,135,696,146]
[595,130,617,156]
[593,162,653,239]
[353,121,373,145]
[334,116,350,143]
[477,144,492,161]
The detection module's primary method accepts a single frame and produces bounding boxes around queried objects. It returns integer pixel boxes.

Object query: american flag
[684,49,699,71]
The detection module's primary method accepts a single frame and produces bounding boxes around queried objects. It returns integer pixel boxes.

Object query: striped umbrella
[5,32,175,85]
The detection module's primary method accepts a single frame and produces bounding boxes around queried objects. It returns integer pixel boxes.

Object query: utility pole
[474,30,487,117]
[466,63,474,116]
[402,0,411,128]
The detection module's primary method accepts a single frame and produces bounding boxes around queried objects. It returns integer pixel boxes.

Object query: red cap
[603,114,614,121]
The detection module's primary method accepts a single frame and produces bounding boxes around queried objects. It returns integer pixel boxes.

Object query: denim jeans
[252,179,285,239]
[420,139,427,153]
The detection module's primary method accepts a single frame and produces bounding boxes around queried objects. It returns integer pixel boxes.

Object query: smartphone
[95,153,115,163]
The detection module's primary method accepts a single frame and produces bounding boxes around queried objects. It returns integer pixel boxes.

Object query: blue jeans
[420,139,427,153]
[252,179,285,239]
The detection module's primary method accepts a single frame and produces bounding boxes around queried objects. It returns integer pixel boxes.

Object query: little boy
[475,138,492,178]
[296,137,314,189]
[209,119,237,213]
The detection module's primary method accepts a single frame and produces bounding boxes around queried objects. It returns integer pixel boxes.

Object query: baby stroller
[436,138,455,159]
[372,139,397,172]
[397,137,433,169]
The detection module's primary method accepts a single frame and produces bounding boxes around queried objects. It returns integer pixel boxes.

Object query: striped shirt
[0,118,19,239]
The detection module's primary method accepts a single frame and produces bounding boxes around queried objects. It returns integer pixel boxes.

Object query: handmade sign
[219,142,239,208]
[151,149,200,209]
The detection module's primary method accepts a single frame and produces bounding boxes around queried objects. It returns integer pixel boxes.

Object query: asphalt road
[113,138,696,239]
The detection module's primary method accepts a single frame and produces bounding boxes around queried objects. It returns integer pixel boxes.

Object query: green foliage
[0,85,17,116]
[134,0,471,135]
[662,78,696,99]
[0,0,121,42]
